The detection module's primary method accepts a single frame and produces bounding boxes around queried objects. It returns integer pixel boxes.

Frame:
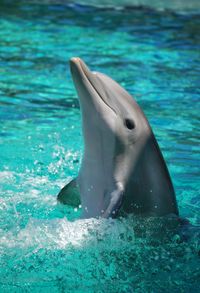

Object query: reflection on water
[0,1,199,292]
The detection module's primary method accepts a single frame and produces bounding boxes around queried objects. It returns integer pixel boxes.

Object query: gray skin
[57,57,179,219]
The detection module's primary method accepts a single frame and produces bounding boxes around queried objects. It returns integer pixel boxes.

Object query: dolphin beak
[70,57,116,114]
[70,57,98,90]
[69,57,97,100]
[70,57,92,81]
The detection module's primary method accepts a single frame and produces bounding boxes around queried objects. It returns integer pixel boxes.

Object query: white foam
[0,215,136,253]
[0,171,15,183]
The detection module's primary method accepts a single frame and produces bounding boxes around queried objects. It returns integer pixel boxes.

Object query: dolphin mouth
[70,57,116,114]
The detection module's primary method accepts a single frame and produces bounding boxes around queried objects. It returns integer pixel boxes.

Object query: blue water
[0,2,200,292]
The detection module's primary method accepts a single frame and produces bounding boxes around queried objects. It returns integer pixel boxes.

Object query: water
[68,0,200,11]
[0,1,200,292]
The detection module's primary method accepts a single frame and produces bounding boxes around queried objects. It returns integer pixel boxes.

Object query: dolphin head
[69,57,154,195]
[70,58,151,155]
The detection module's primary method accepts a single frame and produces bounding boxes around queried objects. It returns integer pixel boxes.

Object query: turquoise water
[0,2,200,292]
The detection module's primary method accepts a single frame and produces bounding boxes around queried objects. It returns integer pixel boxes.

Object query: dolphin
[57,57,179,219]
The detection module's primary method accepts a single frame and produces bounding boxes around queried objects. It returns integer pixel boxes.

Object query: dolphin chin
[57,57,179,219]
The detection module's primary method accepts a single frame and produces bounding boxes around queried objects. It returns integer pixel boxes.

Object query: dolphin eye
[124,118,135,130]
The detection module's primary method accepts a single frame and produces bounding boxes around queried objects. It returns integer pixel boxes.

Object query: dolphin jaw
[70,57,117,115]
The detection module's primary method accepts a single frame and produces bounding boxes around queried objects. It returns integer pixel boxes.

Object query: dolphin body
[57,57,179,219]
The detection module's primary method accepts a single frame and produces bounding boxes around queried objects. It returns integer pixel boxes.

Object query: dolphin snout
[70,57,81,70]
[70,57,92,79]
[70,57,117,115]
[70,57,82,77]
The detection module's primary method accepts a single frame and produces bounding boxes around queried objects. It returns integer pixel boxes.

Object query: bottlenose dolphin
[57,57,179,219]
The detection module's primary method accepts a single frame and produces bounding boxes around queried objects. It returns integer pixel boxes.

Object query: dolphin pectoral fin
[57,179,81,207]
[102,187,124,218]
